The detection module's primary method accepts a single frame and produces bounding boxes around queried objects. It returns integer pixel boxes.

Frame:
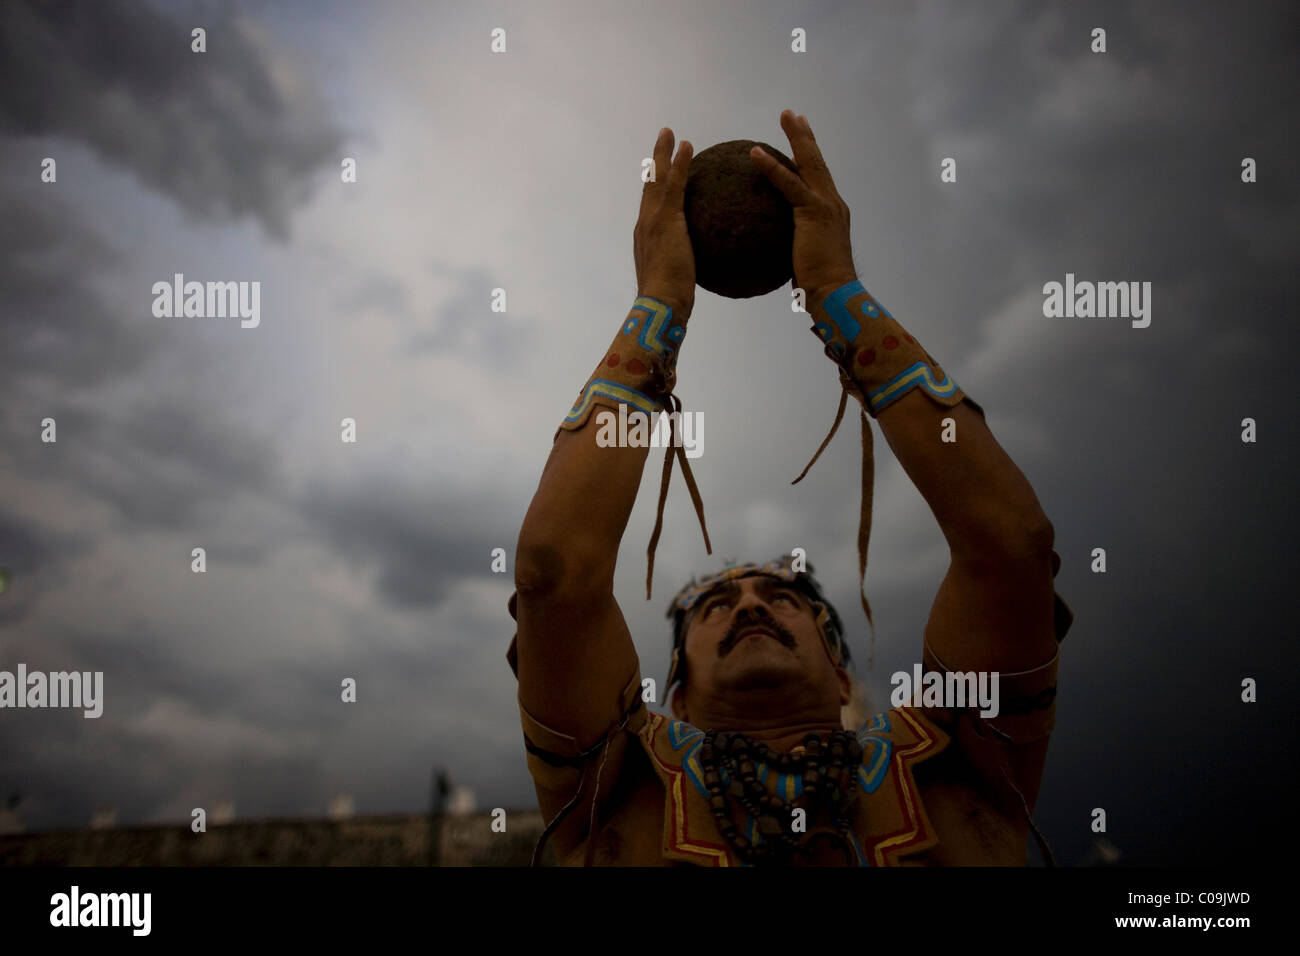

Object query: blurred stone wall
[0,811,553,866]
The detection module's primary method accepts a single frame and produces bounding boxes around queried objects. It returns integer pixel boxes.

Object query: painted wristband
[555,294,709,599]
[558,295,688,436]
[809,280,979,418]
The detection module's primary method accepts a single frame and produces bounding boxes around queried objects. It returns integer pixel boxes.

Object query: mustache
[718,618,797,657]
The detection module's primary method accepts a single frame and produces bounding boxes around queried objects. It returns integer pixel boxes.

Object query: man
[506,109,1072,866]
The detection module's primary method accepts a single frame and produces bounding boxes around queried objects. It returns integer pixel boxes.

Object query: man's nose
[731,591,774,623]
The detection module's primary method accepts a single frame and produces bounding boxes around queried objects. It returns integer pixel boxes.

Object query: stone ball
[684,139,799,299]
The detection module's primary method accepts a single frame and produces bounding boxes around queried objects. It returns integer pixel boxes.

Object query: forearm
[516,293,691,594]
[876,390,1052,562]
[517,421,652,594]
[807,278,1052,562]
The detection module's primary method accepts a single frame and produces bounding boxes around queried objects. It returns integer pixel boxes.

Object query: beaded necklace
[696,728,865,865]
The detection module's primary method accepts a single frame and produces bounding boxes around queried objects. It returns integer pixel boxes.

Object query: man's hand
[750,110,858,304]
[634,127,695,315]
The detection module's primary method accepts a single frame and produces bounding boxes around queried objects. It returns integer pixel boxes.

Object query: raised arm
[752,110,1061,812]
[513,127,697,755]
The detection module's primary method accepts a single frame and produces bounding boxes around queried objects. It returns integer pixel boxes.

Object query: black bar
[0,866,1273,942]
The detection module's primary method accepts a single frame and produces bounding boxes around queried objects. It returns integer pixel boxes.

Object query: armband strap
[557,296,712,599]
[920,642,1061,744]
[521,672,647,867]
[809,280,980,419]
[789,280,988,666]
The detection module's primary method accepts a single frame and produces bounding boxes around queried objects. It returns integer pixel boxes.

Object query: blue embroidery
[668,721,709,798]
[856,713,893,793]
[666,714,897,867]
[667,717,893,800]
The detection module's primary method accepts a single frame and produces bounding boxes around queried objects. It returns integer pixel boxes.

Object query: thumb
[749,145,814,206]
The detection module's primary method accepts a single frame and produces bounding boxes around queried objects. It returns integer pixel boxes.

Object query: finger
[661,139,693,210]
[797,113,839,190]
[749,143,815,206]
[779,108,839,197]
[640,127,674,214]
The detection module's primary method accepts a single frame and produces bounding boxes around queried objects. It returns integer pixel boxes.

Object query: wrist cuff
[559,296,688,434]
[791,280,985,668]
[809,280,978,419]
[555,295,710,601]
[921,642,1061,744]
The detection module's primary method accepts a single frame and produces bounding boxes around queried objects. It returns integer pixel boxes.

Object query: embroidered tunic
[507,543,1072,867]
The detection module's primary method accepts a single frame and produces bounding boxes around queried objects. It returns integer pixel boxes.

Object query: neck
[686,700,843,753]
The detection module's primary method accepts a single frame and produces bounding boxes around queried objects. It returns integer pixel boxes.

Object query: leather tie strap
[559,296,712,602]
[794,280,986,666]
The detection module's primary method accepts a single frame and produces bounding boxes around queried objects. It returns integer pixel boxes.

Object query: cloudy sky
[1,0,1296,866]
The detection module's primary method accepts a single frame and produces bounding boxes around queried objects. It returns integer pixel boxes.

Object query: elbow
[1004,515,1056,566]
[514,538,615,601]
[998,513,1055,561]
[1026,515,1055,553]
[954,511,1055,567]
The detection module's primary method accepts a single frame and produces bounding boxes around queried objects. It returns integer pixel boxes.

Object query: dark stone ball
[684,140,799,299]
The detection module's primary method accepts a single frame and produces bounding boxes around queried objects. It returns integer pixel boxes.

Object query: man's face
[673,575,849,721]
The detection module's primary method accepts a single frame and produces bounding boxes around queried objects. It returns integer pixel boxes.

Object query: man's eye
[705,600,730,616]
[774,593,796,606]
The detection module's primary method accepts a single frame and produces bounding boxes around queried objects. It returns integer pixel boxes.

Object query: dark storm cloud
[0,510,90,628]
[902,0,1299,348]
[0,185,160,393]
[300,475,518,610]
[0,0,346,239]
[0,701,328,830]
[0,0,525,835]
[5,387,284,541]
[897,0,1300,866]
[117,392,281,507]
[1,0,1294,861]
[0,178,286,564]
